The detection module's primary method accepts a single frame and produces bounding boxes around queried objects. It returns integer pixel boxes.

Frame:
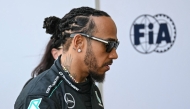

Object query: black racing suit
[14,56,104,109]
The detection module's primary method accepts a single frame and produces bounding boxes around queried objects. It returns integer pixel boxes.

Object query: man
[14,6,119,109]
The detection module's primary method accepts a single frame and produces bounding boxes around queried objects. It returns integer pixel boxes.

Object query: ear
[51,48,60,59]
[72,34,84,51]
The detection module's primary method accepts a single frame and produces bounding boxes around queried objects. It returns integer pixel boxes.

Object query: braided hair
[31,6,110,77]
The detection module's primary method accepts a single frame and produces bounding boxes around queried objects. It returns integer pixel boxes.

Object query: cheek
[89,42,108,67]
[92,42,106,54]
[92,47,108,66]
[93,47,106,59]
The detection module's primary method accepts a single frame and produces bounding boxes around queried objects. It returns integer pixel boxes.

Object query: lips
[104,61,112,71]
[104,65,110,71]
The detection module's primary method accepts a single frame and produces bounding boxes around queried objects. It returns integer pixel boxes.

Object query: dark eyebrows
[70,33,118,42]
[104,38,118,41]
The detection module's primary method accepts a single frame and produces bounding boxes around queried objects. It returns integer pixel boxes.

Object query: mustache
[103,60,113,66]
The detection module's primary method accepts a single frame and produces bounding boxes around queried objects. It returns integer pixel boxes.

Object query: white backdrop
[100,0,190,109]
[1,0,190,109]
[0,0,95,109]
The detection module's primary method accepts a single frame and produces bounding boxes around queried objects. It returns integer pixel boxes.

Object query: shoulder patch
[27,98,42,109]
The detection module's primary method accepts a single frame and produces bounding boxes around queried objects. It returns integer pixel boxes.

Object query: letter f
[134,24,145,45]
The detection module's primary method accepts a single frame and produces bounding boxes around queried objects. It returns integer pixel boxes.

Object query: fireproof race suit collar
[53,55,93,93]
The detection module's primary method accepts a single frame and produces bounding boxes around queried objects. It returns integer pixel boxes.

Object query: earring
[78,49,82,53]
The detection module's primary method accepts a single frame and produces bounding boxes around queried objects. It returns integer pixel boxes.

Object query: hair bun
[43,16,60,34]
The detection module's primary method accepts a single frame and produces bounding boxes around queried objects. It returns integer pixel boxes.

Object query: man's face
[84,16,118,82]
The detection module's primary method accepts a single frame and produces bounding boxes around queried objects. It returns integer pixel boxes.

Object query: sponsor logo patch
[27,98,42,109]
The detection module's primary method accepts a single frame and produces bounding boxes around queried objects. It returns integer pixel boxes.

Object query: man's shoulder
[26,69,61,95]
[14,69,63,106]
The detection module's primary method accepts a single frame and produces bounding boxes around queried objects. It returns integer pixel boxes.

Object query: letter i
[148,23,154,44]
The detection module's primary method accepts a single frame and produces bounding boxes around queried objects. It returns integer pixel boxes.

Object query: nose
[109,48,118,59]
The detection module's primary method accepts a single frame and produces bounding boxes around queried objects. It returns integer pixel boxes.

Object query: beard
[89,70,105,83]
[84,42,105,83]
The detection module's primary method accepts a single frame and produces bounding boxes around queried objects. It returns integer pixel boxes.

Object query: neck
[60,53,88,83]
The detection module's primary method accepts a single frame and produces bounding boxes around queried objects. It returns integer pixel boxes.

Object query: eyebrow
[104,38,118,41]
[70,33,118,42]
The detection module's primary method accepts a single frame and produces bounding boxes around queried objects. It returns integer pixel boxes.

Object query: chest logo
[64,93,75,108]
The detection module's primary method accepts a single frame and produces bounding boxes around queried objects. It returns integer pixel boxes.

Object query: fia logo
[130,14,176,54]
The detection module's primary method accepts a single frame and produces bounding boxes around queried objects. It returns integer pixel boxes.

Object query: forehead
[92,16,118,41]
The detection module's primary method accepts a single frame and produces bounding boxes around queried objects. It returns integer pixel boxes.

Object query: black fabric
[76,79,92,109]
[14,56,104,109]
